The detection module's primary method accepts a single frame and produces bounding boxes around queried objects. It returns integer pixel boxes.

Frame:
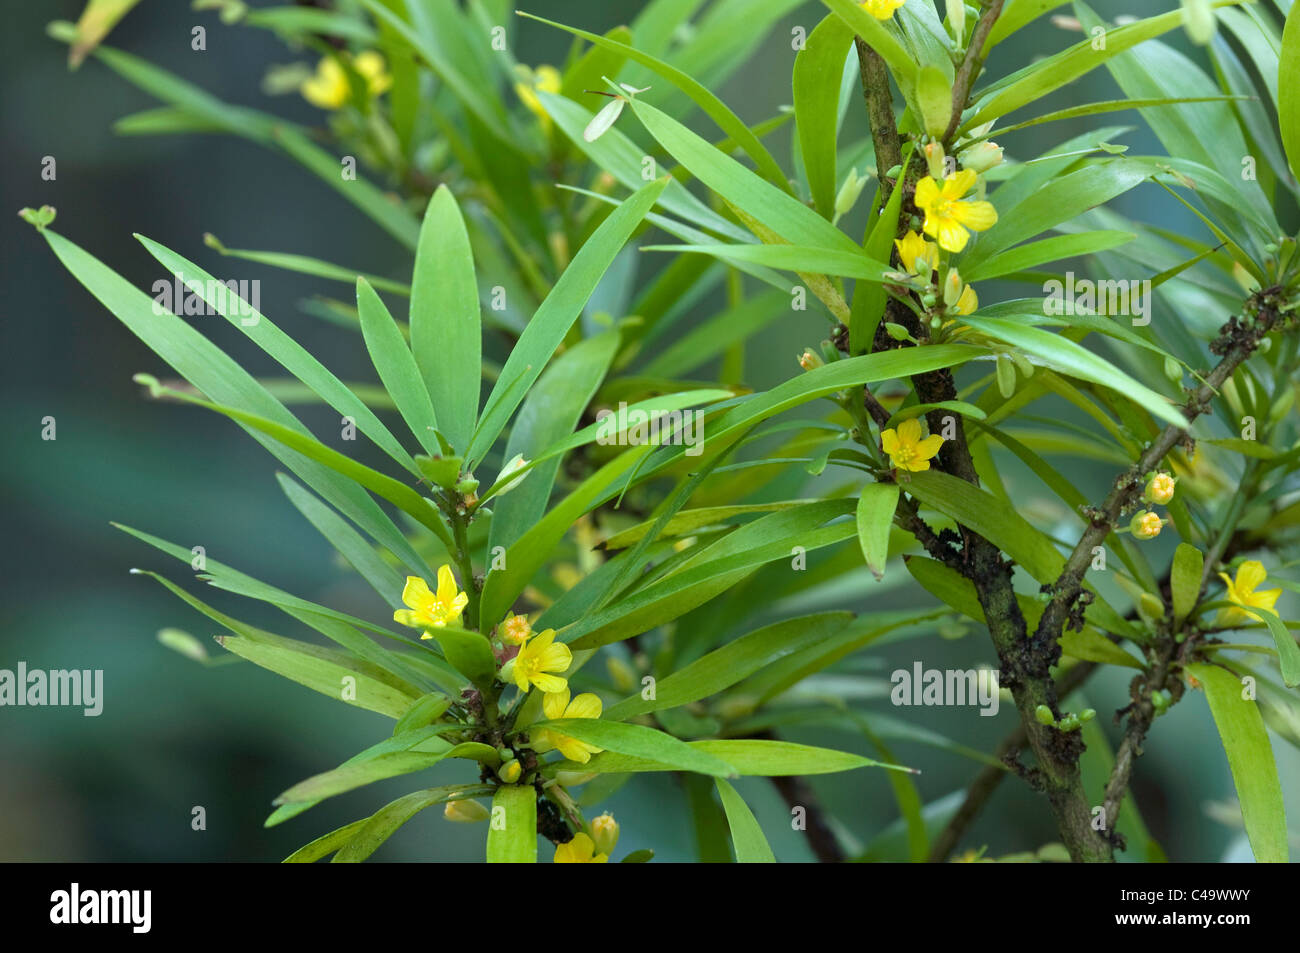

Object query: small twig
[943,0,1006,143]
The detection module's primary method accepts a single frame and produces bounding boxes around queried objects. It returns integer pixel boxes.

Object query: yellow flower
[914,170,998,253]
[515,64,562,127]
[881,417,945,472]
[860,0,906,20]
[353,51,392,97]
[534,687,603,763]
[502,628,571,693]
[895,230,939,278]
[1143,472,1176,505]
[393,566,468,637]
[301,51,391,110]
[1217,560,1282,627]
[554,832,608,863]
[1129,510,1163,540]
[500,614,532,646]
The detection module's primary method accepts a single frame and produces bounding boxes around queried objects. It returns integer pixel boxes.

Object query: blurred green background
[2,0,1294,862]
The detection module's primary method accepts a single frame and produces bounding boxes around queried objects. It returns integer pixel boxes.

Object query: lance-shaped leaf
[794,13,857,218]
[536,719,737,777]
[519,11,792,193]
[560,739,897,776]
[606,612,853,721]
[468,178,668,465]
[856,483,900,580]
[356,278,440,456]
[489,328,619,553]
[1281,2,1300,183]
[628,98,861,254]
[275,743,498,804]
[411,186,480,454]
[138,235,418,475]
[1184,663,1288,863]
[333,785,495,863]
[218,635,420,720]
[957,316,1186,428]
[1171,543,1204,626]
[40,228,428,575]
[716,779,776,862]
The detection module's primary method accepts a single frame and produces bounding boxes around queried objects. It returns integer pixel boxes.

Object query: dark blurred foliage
[1,0,1288,862]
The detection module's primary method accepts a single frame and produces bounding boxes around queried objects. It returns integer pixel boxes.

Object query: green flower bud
[996,354,1016,398]
[884,322,912,342]
[497,759,522,784]
[1035,704,1055,726]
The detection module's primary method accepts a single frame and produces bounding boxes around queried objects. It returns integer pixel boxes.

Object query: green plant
[25,0,1300,862]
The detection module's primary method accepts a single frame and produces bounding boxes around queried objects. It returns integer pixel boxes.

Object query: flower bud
[924,142,947,181]
[996,354,1016,398]
[884,322,911,341]
[798,348,823,371]
[1034,704,1055,726]
[1130,510,1163,540]
[1143,472,1176,506]
[590,812,620,856]
[959,141,1003,173]
[493,453,530,497]
[834,167,868,221]
[444,799,490,823]
[943,269,964,308]
[500,614,532,646]
[497,759,522,783]
[1164,356,1183,384]
[555,771,597,787]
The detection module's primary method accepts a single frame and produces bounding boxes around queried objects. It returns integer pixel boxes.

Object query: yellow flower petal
[543,687,571,721]
[531,672,569,694]
[914,434,945,460]
[401,575,434,611]
[953,200,998,232]
[565,692,603,720]
[898,417,923,446]
[1236,560,1267,595]
[881,428,900,456]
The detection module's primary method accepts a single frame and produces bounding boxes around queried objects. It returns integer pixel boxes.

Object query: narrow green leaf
[605,612,853,721]
[218,635,419,720]
[794,13,857,218]
[958,316,1186,428]
[1184,663,1289,863]
[411,187,480,453]
[334,785,493,862]
[715,779,776,862]
[1280,3,1300,183]
[1171,543,1204,626]
[1243,608,1300,688]
[468,178,668,465]
[628,98,861,254]
[519,11,793,193]
[566,739,895,776]
[489,329,619,553]
[856,483,900,580]
[537,719,737,777]
[356,278,440,456]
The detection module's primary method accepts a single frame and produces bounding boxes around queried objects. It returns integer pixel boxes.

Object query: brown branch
[943,0,1006,143]
[1033,289,1286,662]
[855,38,902,183]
